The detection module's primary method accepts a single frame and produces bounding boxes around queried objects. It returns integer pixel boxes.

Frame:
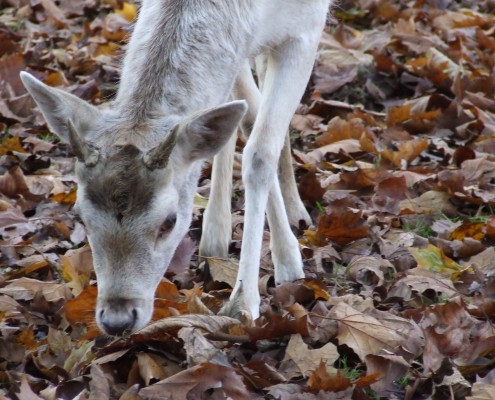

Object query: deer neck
[115,0,252,122]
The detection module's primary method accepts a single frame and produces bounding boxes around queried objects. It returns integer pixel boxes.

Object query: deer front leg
[231,34,322,319]
[235,61,311,227]
[199,132,236,258]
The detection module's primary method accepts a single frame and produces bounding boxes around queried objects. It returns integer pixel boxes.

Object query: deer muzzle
[96,297,151,336]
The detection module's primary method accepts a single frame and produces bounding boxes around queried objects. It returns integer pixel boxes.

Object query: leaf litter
[2,0,495,399]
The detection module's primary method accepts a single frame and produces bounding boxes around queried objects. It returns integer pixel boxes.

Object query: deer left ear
[175,100,247,162]
[20,72,101,142]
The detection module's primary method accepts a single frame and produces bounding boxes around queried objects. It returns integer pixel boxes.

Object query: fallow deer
[21,0,333,335]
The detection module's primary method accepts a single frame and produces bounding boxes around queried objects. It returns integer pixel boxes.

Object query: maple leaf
[329,302,404,361]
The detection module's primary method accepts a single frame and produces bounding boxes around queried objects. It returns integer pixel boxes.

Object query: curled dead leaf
[347,255,395,289]
[138,314,240,336]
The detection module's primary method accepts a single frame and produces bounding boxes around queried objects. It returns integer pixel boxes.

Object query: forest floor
[1,0,495,399]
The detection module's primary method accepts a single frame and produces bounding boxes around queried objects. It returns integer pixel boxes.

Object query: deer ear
[20,72,101,142]
[175,100,247,162]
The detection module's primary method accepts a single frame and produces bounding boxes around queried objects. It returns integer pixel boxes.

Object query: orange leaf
[387,104,412,127]
[302,280,330,301]
[449,221,485,241]
[50,188,77,204]
[317,200,369,246]
[152,299,188,320]
[354,371,381,388]
[381,138,428,167]
[307,361,352,393]
[64,285,99,338]
[115,2,137,21]
[44,71,68,86]
[0,136,27,155]
[247,313,308,341]
[4,260,49,280]
[155,280,181,301]
[17,326,40,350]
[303,229,328,247]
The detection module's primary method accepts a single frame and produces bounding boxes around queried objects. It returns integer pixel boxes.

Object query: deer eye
[158,214,177,237]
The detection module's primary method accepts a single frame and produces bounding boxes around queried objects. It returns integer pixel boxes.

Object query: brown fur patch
[84,144,157,221]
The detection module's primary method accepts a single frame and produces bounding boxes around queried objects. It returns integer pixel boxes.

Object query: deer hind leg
[278,129,312,226]
[231,34,322,318]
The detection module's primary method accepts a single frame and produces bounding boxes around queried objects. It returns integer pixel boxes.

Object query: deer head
[20,72,247,335]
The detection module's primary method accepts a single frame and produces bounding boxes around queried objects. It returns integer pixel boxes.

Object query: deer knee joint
[244,149,277,188]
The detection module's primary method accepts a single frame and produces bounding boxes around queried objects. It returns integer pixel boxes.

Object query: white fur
[21,0,332,333]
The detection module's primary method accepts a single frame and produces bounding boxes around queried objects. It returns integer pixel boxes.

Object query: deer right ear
[20,72,101,142]
[175,100,248,163]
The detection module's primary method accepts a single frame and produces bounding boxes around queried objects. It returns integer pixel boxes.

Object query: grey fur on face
[80,144,159,222]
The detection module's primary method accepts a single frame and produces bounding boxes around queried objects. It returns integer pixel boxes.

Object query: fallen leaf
[138,314,240,336]
[0,277,70,302]
[329,302,403,361]
[139,363,250,400]
[136,353,167,385]
[88,364,110,400]
[306,361,352,393]
[283,333,339,377]
[205,257,239,287]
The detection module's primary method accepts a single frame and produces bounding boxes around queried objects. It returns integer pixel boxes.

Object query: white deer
[21,0,332,336]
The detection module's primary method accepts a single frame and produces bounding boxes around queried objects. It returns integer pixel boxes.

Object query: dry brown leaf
[306,361,352,394]
[467,382,495,400]
[0,277,70,302]
[205,257,239,287]
[421,302,476,372]
[302,279,330,301]
[283,333,339,377]
[298,168,326,204]
[317,208,369,246]
[138,314,240,335]
[178,327,226,366]
[39,0,68,27]
[88,364,110,400]
[138,363,250,400]
[136,353,167,385]
[329,302,403,361]
[60,255,87,297]
[347,256,395,289]
[365,354,410,396]
[399,190,456,215]
[381,138,429,167]
[392,274,457,298]
[308,138,362,161]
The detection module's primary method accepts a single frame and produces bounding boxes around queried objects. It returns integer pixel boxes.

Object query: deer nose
[97,299,139,336]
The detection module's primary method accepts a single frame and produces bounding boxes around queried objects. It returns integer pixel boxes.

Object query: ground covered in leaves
[1,0,495,399]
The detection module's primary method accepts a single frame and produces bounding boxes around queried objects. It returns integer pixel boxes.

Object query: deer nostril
[99,309,104,318]
[132,308,138,321]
